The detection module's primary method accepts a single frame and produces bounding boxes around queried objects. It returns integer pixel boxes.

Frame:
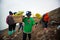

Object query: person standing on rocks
[22,11,36,40]
[18,16,25,32]
[6,11,16,38]
[40,13,50,31]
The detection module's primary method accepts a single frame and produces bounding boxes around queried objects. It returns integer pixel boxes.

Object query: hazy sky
[0,0,60,30]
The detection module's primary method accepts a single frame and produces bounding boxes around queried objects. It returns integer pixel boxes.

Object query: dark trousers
[19,23,23,30]
[23,33,31,40]
[9,23,16,31]
[41,21,48,28]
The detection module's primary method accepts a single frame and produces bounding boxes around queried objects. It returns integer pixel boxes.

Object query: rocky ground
[2,24,58,40]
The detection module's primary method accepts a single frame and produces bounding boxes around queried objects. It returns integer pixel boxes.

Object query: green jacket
[23,17,35,33]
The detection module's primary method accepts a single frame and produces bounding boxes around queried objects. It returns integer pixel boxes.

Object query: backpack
[44,15,49,22]
[40,13,49,23]
[6,15,15,25]
[43,13,49,22]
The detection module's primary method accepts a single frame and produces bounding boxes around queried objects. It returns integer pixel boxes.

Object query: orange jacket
[43,13,50,22]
